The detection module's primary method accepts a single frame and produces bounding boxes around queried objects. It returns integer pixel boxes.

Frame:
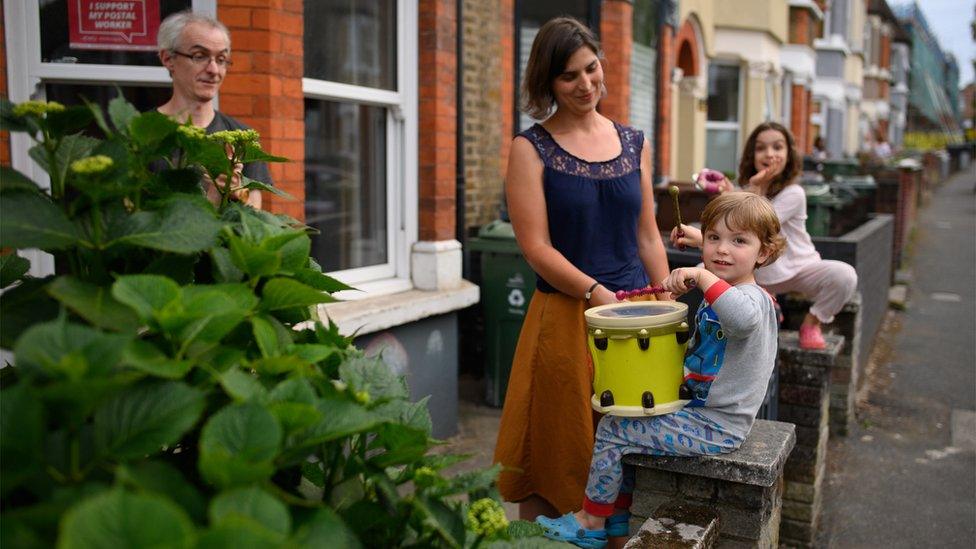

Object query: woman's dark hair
[521,17,602,120]
[736,121,801,199]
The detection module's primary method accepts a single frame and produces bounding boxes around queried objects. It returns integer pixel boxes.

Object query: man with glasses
[157,11,270,208]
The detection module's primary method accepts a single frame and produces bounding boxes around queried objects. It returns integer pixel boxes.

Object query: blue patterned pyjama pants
[584,408,743,510]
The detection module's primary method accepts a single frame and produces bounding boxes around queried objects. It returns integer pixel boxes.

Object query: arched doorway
[671,15,706,182]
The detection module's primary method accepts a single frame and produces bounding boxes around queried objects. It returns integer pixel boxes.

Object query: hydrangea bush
[0,96,559,548]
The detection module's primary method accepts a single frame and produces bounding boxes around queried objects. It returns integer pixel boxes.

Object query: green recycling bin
[467,220,536,407]
[803,183,840,237]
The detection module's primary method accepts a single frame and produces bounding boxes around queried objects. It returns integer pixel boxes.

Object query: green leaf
[199,403,282,488]
[58,488,194,549]
[1,385,44,495]
[0,191,83,250]
[251,315,279,358]
[0,277,59,349]
[153,168,205,196]
[116,461,207,522]
[93,380,205,460]
[286,344,337,365]
[249,355,307,376]
[108,94,140,133]
[109,195,221,254]
[291,269,355,293]
[209,486,291,540]
[111,274,181,322]
[241,176,293,199]
[269,377,316,405]
[129,111,179,152]
[268,377,320,432]
[227,233,280,278]
[412,495,465,548]
[211,247,245,283]
[82,96,113,137]
[292,508,361,549]
[339,356,409,402]
[121,340,193,379]
[301,397,380,446]
[48,276,139,332]
[52,134,100,189]
[0,166,42,194]
[45,106,94,137]
[373,397,433,436]
[0,98,33,133]
[14,318,129,380]
[242,142,288,163]
[219,367,268,402]
[0,254,31,288]
[260,278,334,311]
[194,517,282,549]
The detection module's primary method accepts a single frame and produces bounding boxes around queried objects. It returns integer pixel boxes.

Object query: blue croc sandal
[605,512,631,537]
[536,513,608,549]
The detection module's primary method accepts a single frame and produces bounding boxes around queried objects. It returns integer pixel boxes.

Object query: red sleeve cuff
[703,279,732,304]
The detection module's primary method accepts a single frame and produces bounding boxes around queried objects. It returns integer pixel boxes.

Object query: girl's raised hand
[748,156,785,190]
[670,224,702,249]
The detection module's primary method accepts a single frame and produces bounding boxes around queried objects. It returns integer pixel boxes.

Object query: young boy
[538,192,786,548]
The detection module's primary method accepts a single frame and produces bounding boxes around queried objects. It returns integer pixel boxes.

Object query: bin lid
[585,301,688,330]
[803,183,832,198]
[832,175,876,188]
[477,219,516,239]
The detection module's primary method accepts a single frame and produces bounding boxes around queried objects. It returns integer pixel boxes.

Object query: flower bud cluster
[209,129,260,146]
[13,100,66,118]
[467,498,509,537]
[70,155,114,175]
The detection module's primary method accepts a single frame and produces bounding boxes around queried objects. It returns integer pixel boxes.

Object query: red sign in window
[68,0,160,51]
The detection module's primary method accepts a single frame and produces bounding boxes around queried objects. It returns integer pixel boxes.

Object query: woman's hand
[670,224,702,249]
[586,284,619,307]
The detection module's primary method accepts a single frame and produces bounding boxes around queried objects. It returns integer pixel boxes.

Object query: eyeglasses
[171,50,232,68]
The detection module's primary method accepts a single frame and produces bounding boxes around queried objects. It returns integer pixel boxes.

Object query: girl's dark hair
[736,121,801,199]
[521,17,602,120]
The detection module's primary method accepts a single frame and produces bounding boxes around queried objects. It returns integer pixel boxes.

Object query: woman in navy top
[493,17,671,521]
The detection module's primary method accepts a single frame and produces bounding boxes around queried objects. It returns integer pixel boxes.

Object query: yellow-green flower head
[177,124,206,140]
[70,155,114,175]
[13,100,66,118]
[354,390,371,405]
[413,466,438,488]
[209,129,260,146]
[467,498,509,537]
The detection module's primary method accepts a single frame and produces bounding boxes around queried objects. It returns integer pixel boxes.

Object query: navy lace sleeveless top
[519,122,650,294]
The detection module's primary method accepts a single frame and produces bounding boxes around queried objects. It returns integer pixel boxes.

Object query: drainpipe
[456,0,468,279]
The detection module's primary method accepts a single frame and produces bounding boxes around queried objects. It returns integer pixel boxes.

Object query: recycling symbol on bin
[507,288,525,308]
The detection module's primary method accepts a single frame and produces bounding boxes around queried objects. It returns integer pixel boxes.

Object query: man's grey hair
[158,11,231,52]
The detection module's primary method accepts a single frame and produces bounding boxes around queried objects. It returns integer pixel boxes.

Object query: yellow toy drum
[585,301,691,416]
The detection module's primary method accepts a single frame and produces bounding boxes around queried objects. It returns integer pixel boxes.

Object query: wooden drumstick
[669,185,686,250]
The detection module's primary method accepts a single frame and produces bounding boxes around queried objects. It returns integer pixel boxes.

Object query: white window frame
[782,71,793,129]
[4,0,216,276]
[705,61,744,173]
[301,0,417,296]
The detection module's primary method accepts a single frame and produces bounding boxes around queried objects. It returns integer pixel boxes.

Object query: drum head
[585,301,688,329]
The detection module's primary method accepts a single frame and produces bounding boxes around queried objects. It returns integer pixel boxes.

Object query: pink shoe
[799,324,827,350]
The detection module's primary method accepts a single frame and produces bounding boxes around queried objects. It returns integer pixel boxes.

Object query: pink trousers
[762,260,858,324]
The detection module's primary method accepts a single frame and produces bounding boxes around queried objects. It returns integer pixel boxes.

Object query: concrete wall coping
[625,420,797,487]
[778,331,846,366]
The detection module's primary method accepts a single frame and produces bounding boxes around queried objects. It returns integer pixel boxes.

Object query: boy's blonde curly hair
[700,192,786,267]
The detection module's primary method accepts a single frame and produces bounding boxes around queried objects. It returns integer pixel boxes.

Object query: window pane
[517,1,592,130]
[706,128,738,174]
[305,99,388,272]
[304,0,397,90]
[45,83,173,136]
[39,0,191,66]
[707,64,739,123]
[629,0,657,147]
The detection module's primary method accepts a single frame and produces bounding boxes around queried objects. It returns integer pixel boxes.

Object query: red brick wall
[789,7,813,46]
[598,0,632,124]
[0,14,9,168]
[218,0,305,220]
[657,24,674,180]
[499,0,514,183]
[790,83,810,154]
[418,0,457,242]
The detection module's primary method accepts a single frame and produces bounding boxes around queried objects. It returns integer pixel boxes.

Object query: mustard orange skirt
[492,290,598,513]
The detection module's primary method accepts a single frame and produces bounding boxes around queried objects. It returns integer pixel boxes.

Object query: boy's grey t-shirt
[692,282,779,439]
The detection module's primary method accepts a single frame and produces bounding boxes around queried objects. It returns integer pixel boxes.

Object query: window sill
[316,280,480,336]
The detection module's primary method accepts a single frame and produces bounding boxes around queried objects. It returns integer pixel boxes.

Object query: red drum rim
[584,301,688,330]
